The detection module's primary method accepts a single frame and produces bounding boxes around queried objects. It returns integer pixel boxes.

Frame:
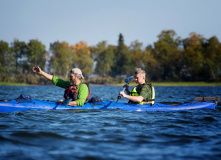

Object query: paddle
[52,99,72,110]
[116,76,134,102]
[194,97,220,103]
[52,103,59,110]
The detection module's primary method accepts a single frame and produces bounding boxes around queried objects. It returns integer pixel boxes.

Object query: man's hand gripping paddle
[116,76,134,102]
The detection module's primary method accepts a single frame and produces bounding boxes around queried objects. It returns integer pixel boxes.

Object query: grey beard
[70,79,76,86]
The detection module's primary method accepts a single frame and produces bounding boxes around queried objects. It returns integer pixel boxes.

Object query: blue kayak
[0,95,218,112]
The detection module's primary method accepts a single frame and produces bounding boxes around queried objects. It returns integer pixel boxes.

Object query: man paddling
[119,68,155,105]
[32,66,90,106]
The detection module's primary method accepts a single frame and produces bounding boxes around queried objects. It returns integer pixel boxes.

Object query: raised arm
[32,66,53,80]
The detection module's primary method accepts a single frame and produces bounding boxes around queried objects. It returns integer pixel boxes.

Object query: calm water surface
[0,85,221,160]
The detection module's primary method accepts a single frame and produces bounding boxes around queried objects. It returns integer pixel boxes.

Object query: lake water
[0,85,221,160]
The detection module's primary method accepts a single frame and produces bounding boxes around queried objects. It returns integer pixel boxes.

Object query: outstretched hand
[32,66,42,74]
[32,66,53,80]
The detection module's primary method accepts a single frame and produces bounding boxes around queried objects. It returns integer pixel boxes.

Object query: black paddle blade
[194,97,220,103]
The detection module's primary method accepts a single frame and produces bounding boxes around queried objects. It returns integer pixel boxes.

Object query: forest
[0,30,221,84]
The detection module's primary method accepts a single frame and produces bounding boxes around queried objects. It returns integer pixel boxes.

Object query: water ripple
[0,86,221,160]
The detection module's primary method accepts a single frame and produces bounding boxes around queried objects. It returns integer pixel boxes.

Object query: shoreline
[1,82,221,87]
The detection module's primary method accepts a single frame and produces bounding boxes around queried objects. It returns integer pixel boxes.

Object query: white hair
[135,68,146,77]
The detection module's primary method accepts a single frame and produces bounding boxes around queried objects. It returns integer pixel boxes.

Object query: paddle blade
[194,97,220,103]
[63,99,72,107]
[125,76,134,84]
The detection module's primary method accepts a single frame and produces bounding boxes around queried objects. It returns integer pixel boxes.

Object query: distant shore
[116,82,221,86]
[1,81,221,86]
[151,82,221,86]
[0,82,28,86]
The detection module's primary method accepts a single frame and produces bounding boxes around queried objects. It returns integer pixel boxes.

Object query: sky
[0,0,221,50]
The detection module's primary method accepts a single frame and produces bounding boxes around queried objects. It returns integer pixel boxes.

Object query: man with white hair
[32,66,90,106]
[119,68,155,105]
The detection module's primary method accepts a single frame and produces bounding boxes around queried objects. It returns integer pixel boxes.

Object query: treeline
[0,30,221,84]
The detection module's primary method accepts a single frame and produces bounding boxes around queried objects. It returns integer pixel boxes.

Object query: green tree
[50,41,72,77]
[11,39,27,74]
[153,30,181,81]
[182,33,204,81]
[94,41,115,77]
[111,33,130,77]
[0,40,15,81]
[25,39,47,73]
[70,42,94,78]
[143,45,159,81]
[202,36,221,81]
[128,40,145,75]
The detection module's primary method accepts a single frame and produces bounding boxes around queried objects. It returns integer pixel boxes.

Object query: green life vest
[129,83,155,105]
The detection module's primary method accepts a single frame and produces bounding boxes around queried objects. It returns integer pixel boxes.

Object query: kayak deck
[0,99,218,112]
